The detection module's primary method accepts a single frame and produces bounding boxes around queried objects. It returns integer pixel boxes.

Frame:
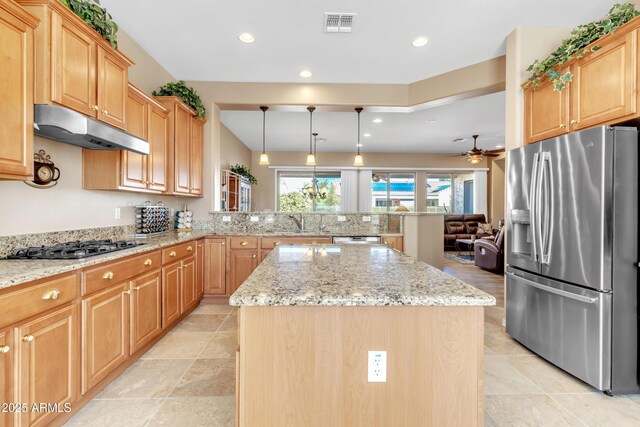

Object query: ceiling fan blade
[483,152,501,157]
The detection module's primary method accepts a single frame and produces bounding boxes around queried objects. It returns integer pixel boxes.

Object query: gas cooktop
[7,239,145,260]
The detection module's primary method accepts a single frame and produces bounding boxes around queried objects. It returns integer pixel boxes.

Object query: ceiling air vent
[324,12,356,33]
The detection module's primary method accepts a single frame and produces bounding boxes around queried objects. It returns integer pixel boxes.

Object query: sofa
[443,214,491,251]
[475,223,505,272]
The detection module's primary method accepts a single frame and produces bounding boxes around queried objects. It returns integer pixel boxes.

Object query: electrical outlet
[368,350,387,382]
[114,207,121,220]
[337,215,347,222]
[250,216,260,222]
[362,216,371,222]
[222,216,231,222]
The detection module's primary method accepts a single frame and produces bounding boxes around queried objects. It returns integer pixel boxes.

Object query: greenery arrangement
[279,192,311,212]
[525,3,640,92]
[230,164,257,185]
[59,0,119,49]
[153,81,206,118]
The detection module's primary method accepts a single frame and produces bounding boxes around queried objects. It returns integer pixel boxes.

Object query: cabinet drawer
[0,274,78,328]
[230,237,258,249]
[260,237,331,248]
[162,241,196,264]
[83,251,161,295]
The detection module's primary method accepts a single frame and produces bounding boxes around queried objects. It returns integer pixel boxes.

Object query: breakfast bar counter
[230,245,495,426]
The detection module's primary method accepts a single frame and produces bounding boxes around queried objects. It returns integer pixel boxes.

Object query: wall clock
[24,150,60,189]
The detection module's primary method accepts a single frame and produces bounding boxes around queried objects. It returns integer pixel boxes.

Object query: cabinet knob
[102,109,108,115]
[222,242,225,246]
[133,286,141,291]
[0,345,9,354]
[42,288,61,300]
[384,241,388,245]
[102,271,114,280]
[274,241,280,246]
[22,335,34,343]
[170,251,177,257]
[559,124,566,128]
[123,290,131,295]
[144,259,153,266]
[240,241,248,247]
[570,120,578,125]
[92,105,99,111]
[252,254,256,258]
[311,241,317,245]
[187,246,193,252]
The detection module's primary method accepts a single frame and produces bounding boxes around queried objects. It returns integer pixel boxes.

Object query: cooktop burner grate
[7,239,145,260]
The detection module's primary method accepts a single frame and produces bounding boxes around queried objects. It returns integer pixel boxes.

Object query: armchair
[474,223,505,272]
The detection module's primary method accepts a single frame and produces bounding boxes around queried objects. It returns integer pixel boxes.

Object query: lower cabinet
[196,239,204,298]
[229,249,259,296]
[131,270,162,354]
[0,328,13,427]
[162,261,182,328]
[181,256,197,313]
[16,305,79,427]
[382,236,404,252]
[82,283,130,393]
[204,238,226,296]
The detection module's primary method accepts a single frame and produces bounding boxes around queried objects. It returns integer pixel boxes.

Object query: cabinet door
[0,329,13,427]
[259,249,272,263]
[571,30,637,131]
[524,71,569,144]
[16,305,79,427]
[148,105,169,192]
[0,5,34,180]
[229,249,259,295]
[131,270,162,354]
[51,12,96,117]
[190,117,204,195]
[97,46,128,130]
[196,239,205,298]
[121,87,148,189]
[82,283,129,393]
[162,261,181,328]
[382,237,403,252]
[204,238,227,295]
[181,257,197,312]
[174,106,192,194]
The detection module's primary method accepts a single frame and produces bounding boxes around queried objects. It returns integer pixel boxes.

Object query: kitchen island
[230,244,495,426]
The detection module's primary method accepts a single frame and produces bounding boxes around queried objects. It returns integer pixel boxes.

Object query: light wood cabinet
[190,117,205,196]
[181,256,197,313]
[204,238,227,296]
[121,85,149,190]
[382,236,404,252]
[0,328,13,427]
[148,103,169,191]
[162,261,182,328]
[229,249,259,295]
[82,283,129,393]
[0,0,38,180]
[16,305,79,427]
[173,102,192,195]
[96,46,128,129]
[524,69,570,144]
[131,270,162,354]
[196,239,205,298]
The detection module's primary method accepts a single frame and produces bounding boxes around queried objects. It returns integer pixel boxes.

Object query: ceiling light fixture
[302,132,328,200]
[363,133,371,137]
[372,118,382,123]
[300,70,313,78]
[411,36,429,47]
[238,33,255,44]
[258,106,269,166]
[354,107,364,167]
[306,106,316,166]
[496,145,504,148]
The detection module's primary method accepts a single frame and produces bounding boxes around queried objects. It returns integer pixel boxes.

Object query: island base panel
[237,305,484,427]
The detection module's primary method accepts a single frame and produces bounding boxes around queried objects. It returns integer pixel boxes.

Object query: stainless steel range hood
[34,104,149,155]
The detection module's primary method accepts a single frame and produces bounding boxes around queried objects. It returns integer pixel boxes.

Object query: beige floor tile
[147,396,235,427]
[551,393,640,427]
[484,345,497,355]
[199,332,237,359]
[506,355,593,394]
[485,394,584,426]
[217,315,237,332]
[142,332,214,359]
[170,359,235,397]
[63,398,163,427]
[99,359,192,398]
[485,306,506,327]
[172,313,227,332]
[193,303,235,314]
[484,356,544,395]
[484,323,532,356]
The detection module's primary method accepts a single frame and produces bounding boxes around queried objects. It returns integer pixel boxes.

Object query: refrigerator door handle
[529,153,540,262]
[540,152,552,265]
[505,271,598,304]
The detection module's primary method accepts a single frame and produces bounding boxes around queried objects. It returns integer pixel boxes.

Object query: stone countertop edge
[0,231,403,289]
[229,246,496,308]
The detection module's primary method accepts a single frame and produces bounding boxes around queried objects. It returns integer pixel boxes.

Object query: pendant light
[353,107,364,167]
[306,106,316,166]
[258,106,270,165]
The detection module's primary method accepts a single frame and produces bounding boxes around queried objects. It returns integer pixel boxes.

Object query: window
[371,172,415,212]
[277,171,341,212]
[426,173,474,214]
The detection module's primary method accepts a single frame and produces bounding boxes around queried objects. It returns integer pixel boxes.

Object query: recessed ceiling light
[238,33,255,44]
[496,145,504,148]
[356,143,363,147]
[412,36,429,47]
[425,119,437,124]
[372,118,382,123]
[299,70,313,78]
[363,133,371,137]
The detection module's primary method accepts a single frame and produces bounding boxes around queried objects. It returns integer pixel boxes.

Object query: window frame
[426,172,474,214]
[371,171,417,212]
[276,169,342,212]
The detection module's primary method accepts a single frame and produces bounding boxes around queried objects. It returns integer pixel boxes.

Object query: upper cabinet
[524,18,640,144]
[18,0,133,130]
[0,0,38,180]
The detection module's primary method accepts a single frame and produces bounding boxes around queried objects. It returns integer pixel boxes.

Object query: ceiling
[221,91,505,153]
[101,0,613,84]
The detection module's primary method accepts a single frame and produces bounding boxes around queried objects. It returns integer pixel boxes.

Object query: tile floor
[65,261,640,426]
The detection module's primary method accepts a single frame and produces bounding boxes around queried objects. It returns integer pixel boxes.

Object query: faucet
[288,214,305,231]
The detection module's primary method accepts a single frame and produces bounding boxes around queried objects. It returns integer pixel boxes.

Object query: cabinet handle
[133,286,141,291]
[187,246,193,252]
[252,254,256,258]
[240,241,248,246]
[92,105,99,111]
[102,271,114,280]
[170,251,177,257]
[274,241,280,246]
[311,241,317,245]
[22,335,34,343]
[0,345,9,354]
[384,241,388,245]
[144,258,153,266]
[42,288,61,300]
[570,120,578,125]
[559,124,566,128]
[222,242,225,246]
[102,109,108,115]
[123,290,131,295]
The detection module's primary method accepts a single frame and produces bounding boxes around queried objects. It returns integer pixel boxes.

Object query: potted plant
[59,0,119,49]
[230,164,258,185]
[153,81,206,118]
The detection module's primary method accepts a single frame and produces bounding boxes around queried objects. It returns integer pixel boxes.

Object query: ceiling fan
[454,134,504,164]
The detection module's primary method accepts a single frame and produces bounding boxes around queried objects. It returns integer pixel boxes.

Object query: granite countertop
[229,245,496,307]
[0,231,402,289]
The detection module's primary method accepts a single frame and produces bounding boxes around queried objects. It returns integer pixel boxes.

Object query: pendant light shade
[353,107,364,166]
[258,106,270,166]
[306,106,316,166]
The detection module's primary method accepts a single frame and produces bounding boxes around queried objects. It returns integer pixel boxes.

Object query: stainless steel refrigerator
[506,126,639,395]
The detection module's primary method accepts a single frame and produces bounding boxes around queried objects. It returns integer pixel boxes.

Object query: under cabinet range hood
[33,104,149,155]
